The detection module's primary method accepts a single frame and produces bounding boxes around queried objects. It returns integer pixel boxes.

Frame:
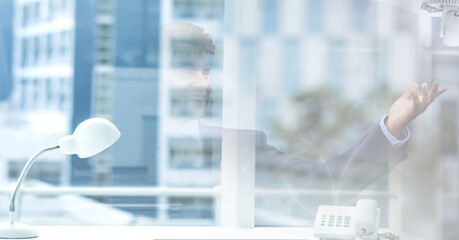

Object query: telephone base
[313,206,380,240]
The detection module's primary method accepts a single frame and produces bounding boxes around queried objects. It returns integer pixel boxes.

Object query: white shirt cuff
[379,115,410,149]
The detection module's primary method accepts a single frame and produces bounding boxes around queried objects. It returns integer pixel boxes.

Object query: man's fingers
[437,88,448,96]
[407,82,418,90]
[421,83,430,105]
[430,82,448,101]
[410,89,421,106]
[403,81,445,115]
[402,83,418,99]
[430,82,439,99]
[402,88,413,99]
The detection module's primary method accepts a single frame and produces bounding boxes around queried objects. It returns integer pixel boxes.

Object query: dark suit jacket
[198,122,407,194]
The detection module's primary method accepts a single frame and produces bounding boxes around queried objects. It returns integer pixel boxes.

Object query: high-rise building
[70,0,162,188]
[0,0,13,102]
[12,0,75,114]
[8,0,76,186]
[9,0,161,187]
[111,0,161,186]
[99,0,162,220]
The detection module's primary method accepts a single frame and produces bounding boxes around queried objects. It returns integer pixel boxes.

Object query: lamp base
[0,222,38,239]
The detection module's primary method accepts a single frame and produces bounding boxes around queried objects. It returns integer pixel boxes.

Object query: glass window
[45,77,52,106]
[283,38,301,94]
[350,0,372,33]
[33,2,41,23]
[0,0,457,236]
[22,5,30,26]
[261,0,279,34]
[21,38,29,67]
[306,0,323,33]
[168,197,214,220]
[169,137,220,169]
[327,40,346,90]
[48,0,55,19]
[59,31,67,59]
[46,33,53,62]
[33,36,40,65]
[173,0,223,19]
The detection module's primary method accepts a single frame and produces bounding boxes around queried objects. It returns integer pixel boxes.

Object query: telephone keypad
[319,214,351,228]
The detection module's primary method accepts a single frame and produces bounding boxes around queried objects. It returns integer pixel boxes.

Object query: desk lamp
[0,118,121,239]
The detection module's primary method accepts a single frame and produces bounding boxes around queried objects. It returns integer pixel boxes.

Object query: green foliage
[273,86,393,158]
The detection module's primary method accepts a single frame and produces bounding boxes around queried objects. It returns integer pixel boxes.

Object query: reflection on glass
[0,1,457,239]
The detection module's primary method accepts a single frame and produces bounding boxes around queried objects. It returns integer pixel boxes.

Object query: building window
[22,4,30,26]
[173,0,223,19]
[306,0,323,33]
[351,0,371,33]
[168,197,214,220]
[46,33,53,63]
[169,138,220,169]
[204,90,222,119]
[170,38,210,69]
[21,38,29,67]
[33,1,41,23]
[261,0,279,34]
[60,31,68,59]
[46,78,53,107]
[59,78,68,110]
[283,39,300,94]
[33,36,40,65]
[327,40,346,90]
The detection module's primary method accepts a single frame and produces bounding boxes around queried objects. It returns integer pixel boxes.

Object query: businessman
[161,22,447,196]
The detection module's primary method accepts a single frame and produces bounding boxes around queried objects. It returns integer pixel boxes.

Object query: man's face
[166,41,212,119]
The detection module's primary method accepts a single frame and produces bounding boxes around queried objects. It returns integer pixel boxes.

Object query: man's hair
[163,22,215,55]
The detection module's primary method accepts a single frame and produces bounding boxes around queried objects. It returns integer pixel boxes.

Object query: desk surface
[32,226,427,240]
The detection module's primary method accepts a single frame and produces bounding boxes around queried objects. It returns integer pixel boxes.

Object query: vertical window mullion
[220,0,258,228]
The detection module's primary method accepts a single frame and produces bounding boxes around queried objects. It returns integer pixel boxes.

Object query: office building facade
[0,0,14,102]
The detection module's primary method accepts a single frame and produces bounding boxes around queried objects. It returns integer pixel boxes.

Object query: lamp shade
[59,118,121,158]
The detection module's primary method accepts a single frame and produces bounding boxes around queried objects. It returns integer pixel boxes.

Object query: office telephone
[313,199,380,240]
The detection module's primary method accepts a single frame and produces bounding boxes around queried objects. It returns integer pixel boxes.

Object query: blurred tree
[272,86,394,159]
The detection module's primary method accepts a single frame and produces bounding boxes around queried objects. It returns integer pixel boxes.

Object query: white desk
[35,226,309,240]
[33,226,426,240]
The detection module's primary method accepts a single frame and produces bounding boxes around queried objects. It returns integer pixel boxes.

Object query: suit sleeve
[255,124,408,195]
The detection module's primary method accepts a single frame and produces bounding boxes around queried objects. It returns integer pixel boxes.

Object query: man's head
[162,23,215,119]
[165,22,215,55]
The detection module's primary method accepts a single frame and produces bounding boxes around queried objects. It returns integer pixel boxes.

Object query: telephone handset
[313,199,380,240]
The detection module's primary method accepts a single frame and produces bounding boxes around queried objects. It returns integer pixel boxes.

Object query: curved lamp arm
[9,145,60,224]
[0,118,119,239]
